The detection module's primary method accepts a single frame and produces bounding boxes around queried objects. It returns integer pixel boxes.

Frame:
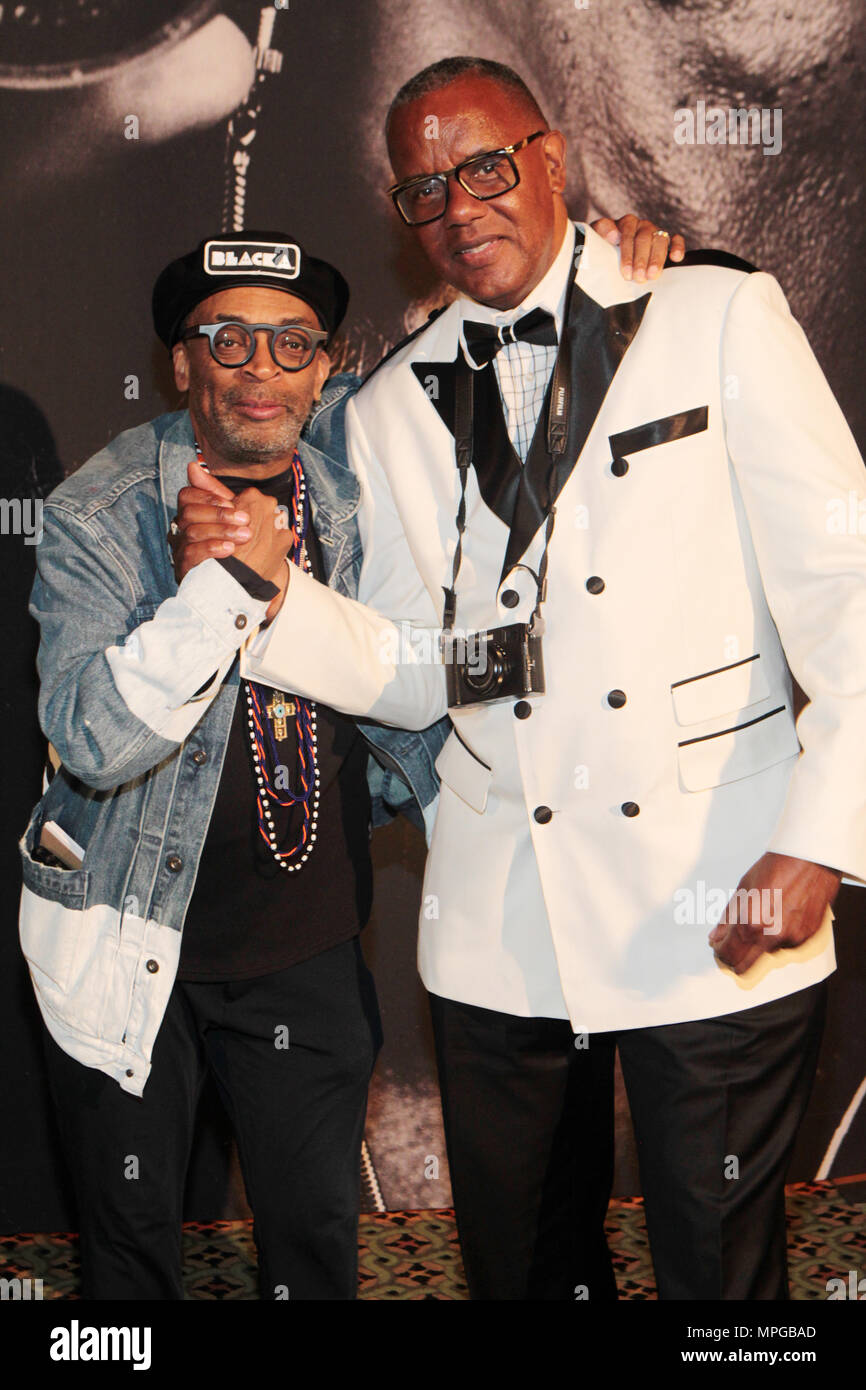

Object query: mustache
[222,386,293,407]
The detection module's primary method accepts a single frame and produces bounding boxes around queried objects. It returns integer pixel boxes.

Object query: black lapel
[409,246,653,585]
[501,284,651,580]
[410,360,455,431]
[472,364,523,527]
[409,360,523,528]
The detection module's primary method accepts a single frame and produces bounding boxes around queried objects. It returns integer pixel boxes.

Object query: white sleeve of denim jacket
[33,500,275,790]
[421,792,439,847]
[243,396,448,730]
[104,558,270,741]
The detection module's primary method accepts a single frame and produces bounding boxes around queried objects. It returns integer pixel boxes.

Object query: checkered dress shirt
[458,224,576,463]
[492,337,559,462]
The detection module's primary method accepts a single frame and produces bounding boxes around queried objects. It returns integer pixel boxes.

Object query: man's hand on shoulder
[590,213,686,283]
[708,851,842,976]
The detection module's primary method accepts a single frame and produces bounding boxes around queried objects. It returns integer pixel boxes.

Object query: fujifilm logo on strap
[203,241,300,278]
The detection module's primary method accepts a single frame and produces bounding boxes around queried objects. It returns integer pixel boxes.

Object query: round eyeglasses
[388,132,546,226]
[180,321,329,371]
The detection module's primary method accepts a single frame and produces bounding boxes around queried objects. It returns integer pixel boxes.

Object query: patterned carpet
[1,1182,862,1299]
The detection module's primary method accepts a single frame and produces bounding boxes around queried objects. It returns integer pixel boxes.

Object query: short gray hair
[385,57,548,142]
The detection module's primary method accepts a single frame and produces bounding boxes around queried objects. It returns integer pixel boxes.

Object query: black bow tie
[463,306,558,367]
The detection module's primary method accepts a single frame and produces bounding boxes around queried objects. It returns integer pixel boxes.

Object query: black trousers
[429,980,827,1301]
[43,937,382,1301]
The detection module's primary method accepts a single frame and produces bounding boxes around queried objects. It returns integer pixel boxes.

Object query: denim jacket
[19,374,447,1095]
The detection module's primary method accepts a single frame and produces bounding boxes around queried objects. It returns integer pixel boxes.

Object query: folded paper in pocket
[40,820,85,870]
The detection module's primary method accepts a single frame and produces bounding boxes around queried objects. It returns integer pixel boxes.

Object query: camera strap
[442,366,474,633]
[442,244,578,636]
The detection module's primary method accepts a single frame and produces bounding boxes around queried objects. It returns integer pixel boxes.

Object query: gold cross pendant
[266,691,296,741]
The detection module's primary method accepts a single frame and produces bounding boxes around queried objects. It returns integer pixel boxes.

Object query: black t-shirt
[177,466,373,982]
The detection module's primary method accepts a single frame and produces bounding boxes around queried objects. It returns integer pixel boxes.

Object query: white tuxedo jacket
[244,224,866,1031]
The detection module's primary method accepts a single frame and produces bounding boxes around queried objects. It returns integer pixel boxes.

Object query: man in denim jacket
[19,231,446,1300]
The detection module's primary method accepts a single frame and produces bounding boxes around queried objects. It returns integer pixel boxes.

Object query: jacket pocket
[671,653,769,727]
[19,819,89,993]
[434,729,491,813]
[677,704,800,792]
[609,406,708,459]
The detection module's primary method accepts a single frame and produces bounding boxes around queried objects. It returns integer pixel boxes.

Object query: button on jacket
[19,375,448,1096]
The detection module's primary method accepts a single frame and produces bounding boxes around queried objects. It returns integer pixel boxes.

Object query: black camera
[443,621,545,708]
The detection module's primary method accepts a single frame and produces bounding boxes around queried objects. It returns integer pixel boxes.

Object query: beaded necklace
[197,441,320,873]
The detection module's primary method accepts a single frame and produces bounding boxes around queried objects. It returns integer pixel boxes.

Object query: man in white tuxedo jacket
[183,59,866,1299]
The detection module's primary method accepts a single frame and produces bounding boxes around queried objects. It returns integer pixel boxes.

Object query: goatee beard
[211,397,306,467]
[217,430,302,466]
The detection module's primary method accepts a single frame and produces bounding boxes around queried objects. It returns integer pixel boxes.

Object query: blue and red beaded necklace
[197,441,320,873]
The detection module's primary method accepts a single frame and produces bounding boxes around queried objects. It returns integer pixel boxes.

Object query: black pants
[43,937,382,1301]
[430,981,827,1301]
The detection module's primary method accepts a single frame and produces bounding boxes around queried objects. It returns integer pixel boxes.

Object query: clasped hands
[170,460,291,623]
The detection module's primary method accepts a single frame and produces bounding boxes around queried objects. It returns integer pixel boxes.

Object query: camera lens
[464,642,508,696]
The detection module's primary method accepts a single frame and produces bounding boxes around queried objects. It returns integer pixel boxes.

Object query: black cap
[152,230,350,348]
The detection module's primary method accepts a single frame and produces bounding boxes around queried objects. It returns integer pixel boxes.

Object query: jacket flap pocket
[677,705,800,792]
[609,406,708,459]
[672,655,769,727]
[434,730,491,813]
